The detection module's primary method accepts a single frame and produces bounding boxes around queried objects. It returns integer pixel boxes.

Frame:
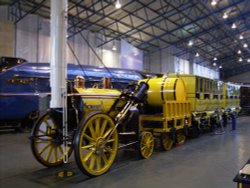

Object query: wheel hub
[95,137,105,154]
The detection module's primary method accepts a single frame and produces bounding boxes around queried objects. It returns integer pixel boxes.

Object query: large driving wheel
[139,131,154,159]
[31,112,72,167]
[160,133,174,151]
[74,112,118,176]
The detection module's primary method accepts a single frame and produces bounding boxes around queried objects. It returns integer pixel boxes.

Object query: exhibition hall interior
[0,0,250,187]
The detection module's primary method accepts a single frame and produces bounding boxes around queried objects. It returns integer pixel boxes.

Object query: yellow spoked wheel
[176,131,186,145]
[31,112,72,167]
[74,112,118,176]
[139,131,154,159]
[160,133,174,151]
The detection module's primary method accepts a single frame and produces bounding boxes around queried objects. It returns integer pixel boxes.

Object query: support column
[50,0,67,108]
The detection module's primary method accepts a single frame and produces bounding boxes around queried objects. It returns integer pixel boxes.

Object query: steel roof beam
[138,0,244,49]
[96,0,187,48]
[67,0,135,38]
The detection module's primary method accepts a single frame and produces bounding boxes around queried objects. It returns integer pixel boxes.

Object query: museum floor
[0,116,250,188]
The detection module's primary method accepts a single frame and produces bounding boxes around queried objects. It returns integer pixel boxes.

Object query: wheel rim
[140,132,154,159]
[176,132,186,145]
[31,113,72,167]
[161,133,174,151]
[76,113,118,176]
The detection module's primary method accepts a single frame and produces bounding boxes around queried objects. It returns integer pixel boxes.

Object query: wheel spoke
[83,150,95,162]
[95,118,100,137]
[88,122,96,139]
[104,146,114,154]
[53,146,57,163]
[35,140,49,143]
[101,152,108,165]
[83,133,95,142]
[102,128,113,139]
[45,145,53,161]
[100,119,108,137]
[38,129,46,134]
[107,138,115,143]
[89,154,96,170]
[81,144,95,150]
[141,145,146,151]
[96,155,101,171]
[38,142,50,155]
[44,119,50,127]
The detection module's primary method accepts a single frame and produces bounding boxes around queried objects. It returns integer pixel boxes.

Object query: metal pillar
[50,0,67,108]
[50,0,68,163]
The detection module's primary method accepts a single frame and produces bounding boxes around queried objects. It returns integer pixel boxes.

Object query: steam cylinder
[143,77,186,107]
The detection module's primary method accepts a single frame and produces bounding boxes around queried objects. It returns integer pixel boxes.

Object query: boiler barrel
[143,77,186,107]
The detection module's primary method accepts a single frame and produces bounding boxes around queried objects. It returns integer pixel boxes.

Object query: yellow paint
[140,77,187,107]
[74,88,121,114]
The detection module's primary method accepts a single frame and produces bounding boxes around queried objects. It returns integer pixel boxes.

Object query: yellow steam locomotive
[30,74,240,176]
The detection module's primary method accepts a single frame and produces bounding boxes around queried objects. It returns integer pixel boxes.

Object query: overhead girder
[221,63,250,79]
[5,0,250,78]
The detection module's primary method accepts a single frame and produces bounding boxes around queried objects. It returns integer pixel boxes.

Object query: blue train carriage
[0,58,143,131]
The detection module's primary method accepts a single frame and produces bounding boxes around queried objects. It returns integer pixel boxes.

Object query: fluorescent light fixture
[115,0,121,9]
[195,52,199,57]
[243,43,248,48]
[239,35,244,40]
[239,57,243,62]
[188,40,193,46]
[112,45,117,51]
[213,62,217,66]
[213,57,218,61]
[238,50,241,54]
[231,23,236,29]
[211,0,217,6]
[219,65,222,69]
[222,13,228,19]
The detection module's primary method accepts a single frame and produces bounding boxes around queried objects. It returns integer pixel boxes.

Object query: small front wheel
[139,131,154,159]
[74,112,118,176]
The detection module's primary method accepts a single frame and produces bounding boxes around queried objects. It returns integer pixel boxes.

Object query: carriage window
[200,78,203,92]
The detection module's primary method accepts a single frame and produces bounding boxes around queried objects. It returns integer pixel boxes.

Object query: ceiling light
[219,65,222,69]
[231,23,236,29]
[211,0,217,6]
[188,40,193,46]
[243,43,248,48]
[213,62,217,66]
[195,52,199,57]
[239,57,243,62]
[222,13,228,19]
[112,45,117,51]
[239,35,244,40]
[213,57,218,61]
[247,59,250,63]
[238,50,241,54]
[115,0,121,9]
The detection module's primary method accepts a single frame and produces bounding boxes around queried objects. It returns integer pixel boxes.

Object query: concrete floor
[0,116,250,188]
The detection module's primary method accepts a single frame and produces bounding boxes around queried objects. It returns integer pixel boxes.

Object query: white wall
[10,12,143,70]
[143,47,175,74]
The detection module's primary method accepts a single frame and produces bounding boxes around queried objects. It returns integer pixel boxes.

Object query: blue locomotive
[0,57,143,131]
